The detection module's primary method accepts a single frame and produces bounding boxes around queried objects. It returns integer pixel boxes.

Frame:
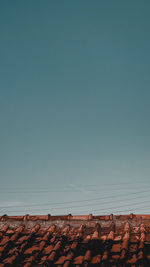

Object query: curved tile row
[0,220,150,266]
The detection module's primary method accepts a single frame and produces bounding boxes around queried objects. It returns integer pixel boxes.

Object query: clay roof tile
[91,230,99,239]
[84,249,91,262]
[0,213,150,265]
[107,230,114,240]
[91,254,101,264]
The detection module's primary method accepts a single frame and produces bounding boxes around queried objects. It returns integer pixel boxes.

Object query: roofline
[1,213,150,222]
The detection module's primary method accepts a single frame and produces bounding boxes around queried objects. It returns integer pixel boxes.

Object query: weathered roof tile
[0,213,150,265]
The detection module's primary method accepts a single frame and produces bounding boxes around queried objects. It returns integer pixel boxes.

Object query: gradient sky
[0,1,150,215]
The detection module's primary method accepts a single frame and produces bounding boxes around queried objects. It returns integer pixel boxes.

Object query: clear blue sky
[0,1,150,215]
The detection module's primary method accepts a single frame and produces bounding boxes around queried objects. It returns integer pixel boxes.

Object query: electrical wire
[0,180,150,191]
[0,188,150,209]
[1,192,150,212]
[73,199,150,214]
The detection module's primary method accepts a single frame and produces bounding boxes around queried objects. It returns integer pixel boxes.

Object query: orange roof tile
[0,213,150,265]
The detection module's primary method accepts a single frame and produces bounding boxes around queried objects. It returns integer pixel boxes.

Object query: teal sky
[0,1,150,215]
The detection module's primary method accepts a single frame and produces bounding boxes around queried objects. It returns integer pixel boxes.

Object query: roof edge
[1,213,150,222]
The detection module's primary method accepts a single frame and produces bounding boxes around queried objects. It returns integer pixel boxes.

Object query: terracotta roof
[0,214,150,266]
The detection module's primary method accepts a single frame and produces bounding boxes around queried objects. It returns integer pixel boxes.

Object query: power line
[6,198,150,213]
[75,199,150,214]
[3,202,150,216]
[0,180,150,191]
[1,188,150,212]
[72,205,150,216]
[89,205,150,215]
[1,192,150,212]
[112,205,150,214]
[1,188,150,209]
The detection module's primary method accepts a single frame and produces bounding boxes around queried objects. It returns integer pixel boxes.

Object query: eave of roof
[1,213,150,222]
